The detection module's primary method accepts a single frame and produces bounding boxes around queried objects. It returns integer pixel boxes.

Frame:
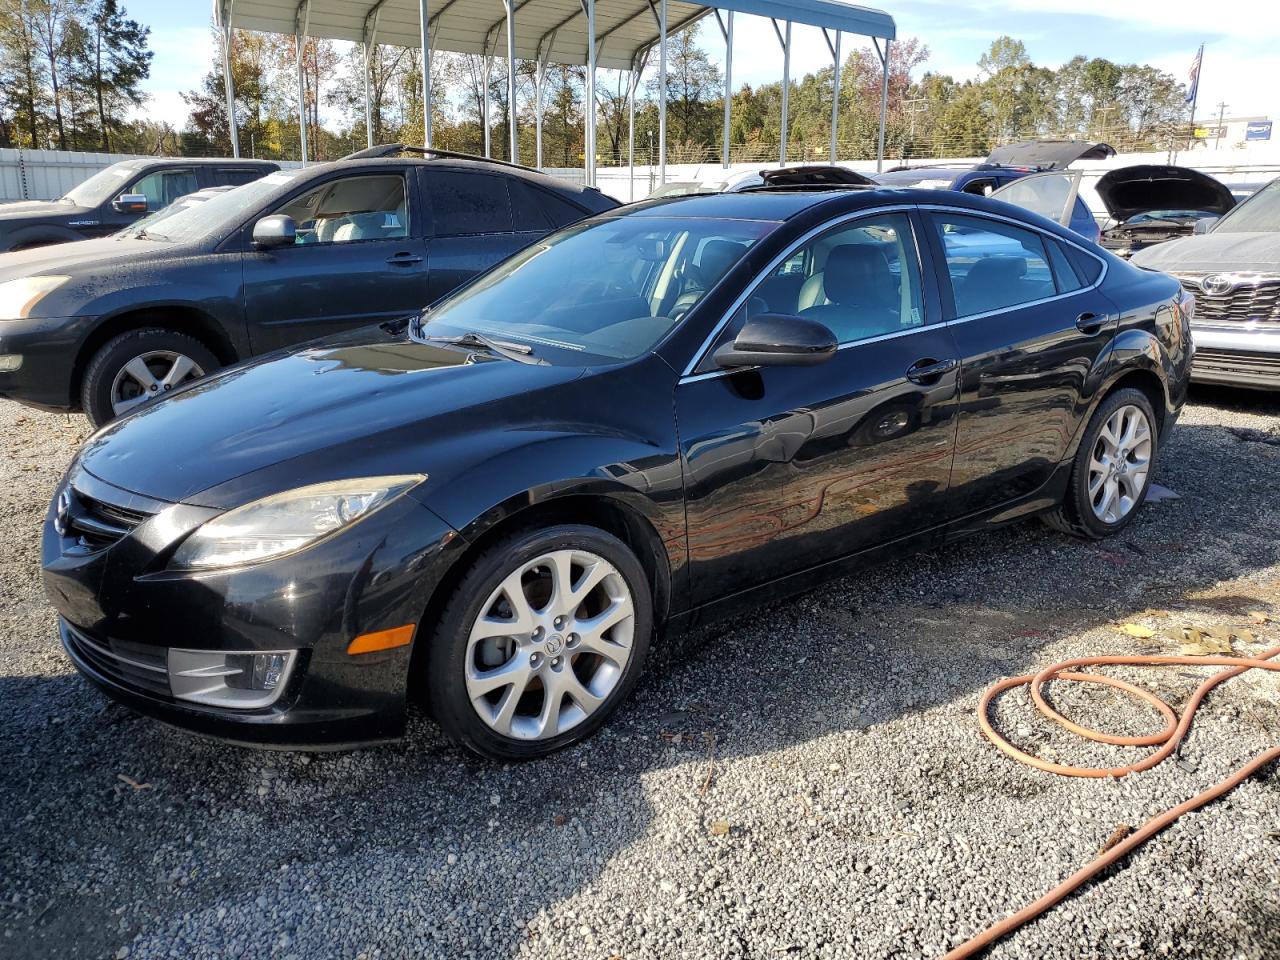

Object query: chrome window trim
[680,204,932,378]
[919,204,1109,325]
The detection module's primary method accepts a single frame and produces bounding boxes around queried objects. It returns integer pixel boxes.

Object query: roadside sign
[1246,121,1273,141]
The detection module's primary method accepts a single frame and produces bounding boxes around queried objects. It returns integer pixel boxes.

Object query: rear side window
[534,188,590,228]
[1064,244,1103,284]
[428,171,513,237]
[931,213,1056,316]
[1046,240,1083,293]
[216,168,266,186]
[508,180,552,231]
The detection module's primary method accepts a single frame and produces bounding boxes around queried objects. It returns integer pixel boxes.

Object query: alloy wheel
[109,350,204,416]
[1087,403,1152,524]
[464,549,635,741]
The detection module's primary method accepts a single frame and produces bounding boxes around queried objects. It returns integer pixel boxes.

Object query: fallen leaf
[1247,611,1270,625]
[1098,824,1132,854]
[1117,623,1155,639]
[116,773,151,791]
[551,814,566,827]
[1180,626,1234,656]
[708,820,731,836]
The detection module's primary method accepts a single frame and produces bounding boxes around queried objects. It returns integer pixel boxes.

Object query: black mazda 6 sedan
[42,187,1192,760]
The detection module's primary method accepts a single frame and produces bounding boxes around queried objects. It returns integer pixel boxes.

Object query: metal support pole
[220,1,240,157]
[876,37,890,173]
[420,0,432,147]
[658,0,667,185]
[719,11,733,169]
[482,45,493,157]
[773,19,790,166]
[295,1,310,163]
[504,0,518,162]
[825,28,841,163]
[534,50,545,168]
[628,50,646,200]
[363,8,380,149]
[584,0,596,185]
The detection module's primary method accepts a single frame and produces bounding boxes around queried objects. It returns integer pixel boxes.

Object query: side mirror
[1193,217,1219,235]
[112,193,148,215]
[252,214,297,249]
[713,314,837,369]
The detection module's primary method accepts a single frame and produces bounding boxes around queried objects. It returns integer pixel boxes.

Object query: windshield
[1211,178,1280,233]
[128,171,300,243]
[61,163,139,206]
[413,215,776,363]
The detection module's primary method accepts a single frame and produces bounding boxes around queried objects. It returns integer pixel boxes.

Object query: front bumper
[1190,325,1280,390]
[42,463,466,748]
[0,315,97,410]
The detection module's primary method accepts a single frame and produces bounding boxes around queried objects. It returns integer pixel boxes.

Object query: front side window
[414,215,775,363]
[932,214,1058,316]
[274,174,408,245]
[130,169,198,209]
[698,212,924,372]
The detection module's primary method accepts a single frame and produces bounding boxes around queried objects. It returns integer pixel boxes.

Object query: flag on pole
[1186,44,1203,104]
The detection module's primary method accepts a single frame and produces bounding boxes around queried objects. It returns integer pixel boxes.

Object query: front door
[921,209,1117,518]
[242,170,429,353]
[676,210,961,605]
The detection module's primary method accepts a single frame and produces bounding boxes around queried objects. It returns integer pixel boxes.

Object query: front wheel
[427,524,653,760]
[1044,387,1158,539]
[81,328,219,427]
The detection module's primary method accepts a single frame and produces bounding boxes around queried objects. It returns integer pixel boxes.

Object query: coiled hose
[943,645,1280,960]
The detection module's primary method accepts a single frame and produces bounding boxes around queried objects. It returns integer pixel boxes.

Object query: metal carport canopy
[215,0,896,187]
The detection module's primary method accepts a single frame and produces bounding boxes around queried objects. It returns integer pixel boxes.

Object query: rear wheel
[427,524,652,760]
[81,328,218,427]
[1044,387,1157,539]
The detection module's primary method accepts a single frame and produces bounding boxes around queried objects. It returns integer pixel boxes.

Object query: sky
[126,0,1279,132]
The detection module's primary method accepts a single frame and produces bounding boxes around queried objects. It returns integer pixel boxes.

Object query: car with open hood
[0,157,278,252]
[1096,165,1236,259]
[1132,176,1280,389]
[0,152,616,425]
[42,185,1191,759]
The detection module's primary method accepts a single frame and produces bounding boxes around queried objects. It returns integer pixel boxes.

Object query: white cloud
[131,26,217,129]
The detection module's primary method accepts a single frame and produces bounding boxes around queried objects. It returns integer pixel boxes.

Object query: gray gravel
[2,387,1279,960]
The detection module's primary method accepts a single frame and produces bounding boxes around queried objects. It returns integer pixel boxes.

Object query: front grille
[1178,274,1280,327]
[61,487,154,551]
[63,622,171,697]
[1193,348,1280,385]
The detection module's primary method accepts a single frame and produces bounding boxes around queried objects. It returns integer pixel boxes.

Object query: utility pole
[1214,101,1228,149]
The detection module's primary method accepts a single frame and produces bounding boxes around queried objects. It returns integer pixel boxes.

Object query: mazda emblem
[1199,274,1235,296]
[54,489,72,536]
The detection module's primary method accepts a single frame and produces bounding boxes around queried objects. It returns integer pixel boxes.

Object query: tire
[80,328,219,427]
[427,524,653,761]
[1043,387,1158,540]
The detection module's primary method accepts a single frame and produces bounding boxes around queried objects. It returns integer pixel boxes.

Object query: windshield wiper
[419,331,546,365]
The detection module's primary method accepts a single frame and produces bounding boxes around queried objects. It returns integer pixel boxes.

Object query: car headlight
[0,276,70,319]
[170,475,425,570]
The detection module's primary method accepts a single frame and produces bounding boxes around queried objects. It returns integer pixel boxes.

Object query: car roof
[617,185,1020,221]
[300,155,610,205]
[115,157,278,169]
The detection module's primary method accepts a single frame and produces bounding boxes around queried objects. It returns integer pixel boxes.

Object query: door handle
[386,252,424,265]
[905,357,958,385]
[1075,312,1106,335]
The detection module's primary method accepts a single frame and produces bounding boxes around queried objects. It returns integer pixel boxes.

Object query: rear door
[922,207,1117,518]
[241,168,429,353]
[419,168,527,304]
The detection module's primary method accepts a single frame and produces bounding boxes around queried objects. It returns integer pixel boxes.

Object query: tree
[75,0,150,150]
[645,29,720,147]
[30,0,84,150]
[0,0,49,146]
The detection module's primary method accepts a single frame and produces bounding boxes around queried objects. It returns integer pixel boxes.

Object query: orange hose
[944,645,1280,960]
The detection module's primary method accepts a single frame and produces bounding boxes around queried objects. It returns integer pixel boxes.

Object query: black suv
[0,151,617,424]
[0,157,279,251]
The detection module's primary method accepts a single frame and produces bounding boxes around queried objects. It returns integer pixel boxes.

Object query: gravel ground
[2,388,1279,960]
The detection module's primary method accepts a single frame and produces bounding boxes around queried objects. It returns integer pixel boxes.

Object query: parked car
[114,185,237,239]
[0,153,616,424]
[1132,176,1280,389]
[1095,165,1236,258]
[648,165,876,198]
[875,141,1114,244]
[42,186,1192,759]
[0,157,278,252]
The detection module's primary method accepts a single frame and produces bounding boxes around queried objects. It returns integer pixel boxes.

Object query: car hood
[0,199,87,223]
[985,140,1115,170]
[75,329,588,507]
[1096,166,1236,222]
[0,235,170,282]
[1129,231,1280,273]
